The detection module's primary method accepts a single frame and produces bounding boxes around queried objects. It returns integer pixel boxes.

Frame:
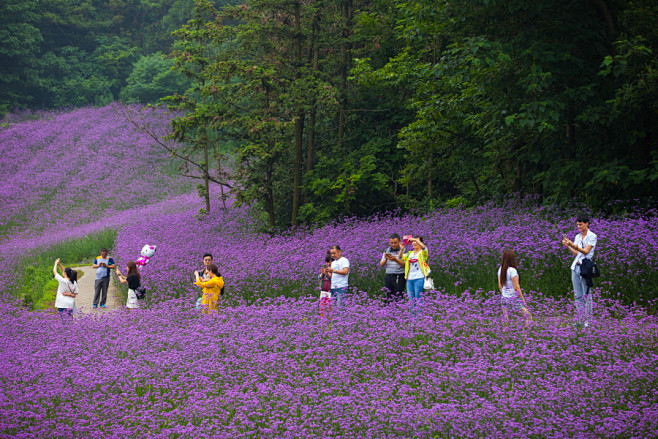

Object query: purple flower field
[0,103,192,241]
[1,106,658,437]
[1,298,657,438]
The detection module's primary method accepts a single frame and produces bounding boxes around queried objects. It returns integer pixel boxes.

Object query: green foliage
[162,0,408,228]
[0,0,204,112]
[0,0,42,113]
[303,154,389,222]
[120,53,191,103]
[353,0,658,211]
[37,46,115,108]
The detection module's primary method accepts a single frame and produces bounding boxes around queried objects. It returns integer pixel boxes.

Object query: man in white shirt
[327,245,350,307]
[562,214,597,327]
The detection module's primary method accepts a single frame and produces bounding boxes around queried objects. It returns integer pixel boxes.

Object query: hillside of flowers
[0,103,192,242]
[1,106,657,437]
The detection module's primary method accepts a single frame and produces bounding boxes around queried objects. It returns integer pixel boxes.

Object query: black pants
[94,277,110,306]
[384,273,406,301]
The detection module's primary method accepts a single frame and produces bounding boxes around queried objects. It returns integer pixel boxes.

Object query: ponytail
[64,267,78,285]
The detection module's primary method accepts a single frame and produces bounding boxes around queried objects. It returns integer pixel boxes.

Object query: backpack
[134,285,147,300]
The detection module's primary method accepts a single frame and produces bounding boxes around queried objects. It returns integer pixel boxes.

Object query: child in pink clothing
[318,254,332,317]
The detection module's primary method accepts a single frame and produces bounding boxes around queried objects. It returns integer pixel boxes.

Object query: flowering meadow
[0,103,194,245]
[1,105,658,437]
[2,296,657,438]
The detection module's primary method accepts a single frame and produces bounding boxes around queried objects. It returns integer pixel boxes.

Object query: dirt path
[72,266,121,313]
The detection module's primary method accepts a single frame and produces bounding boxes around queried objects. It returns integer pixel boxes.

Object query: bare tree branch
[118,104,233,189]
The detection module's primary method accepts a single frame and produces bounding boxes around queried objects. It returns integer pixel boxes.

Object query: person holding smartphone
[116,261,141,310]
[402,236,429,316]
[194,264,224,313]
[562,214,597,328]
[194,253,216,309]
[92,248,115,309]
[379,233,405,302]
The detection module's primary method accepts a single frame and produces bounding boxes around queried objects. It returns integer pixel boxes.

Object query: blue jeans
[331,287,348,307]
[58,308,73,324]
[571,266,592,324]
[407,278,424,315]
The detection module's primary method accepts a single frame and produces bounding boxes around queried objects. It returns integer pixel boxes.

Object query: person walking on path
[327,245,350,307]
[379,233,405,302]
[497,250,532,324]
[562,214,597,328]
[53,258,78,323]
[402,237,429,316]
[194,264,224,313]
[116,261,141,310]
[92,248,115,309]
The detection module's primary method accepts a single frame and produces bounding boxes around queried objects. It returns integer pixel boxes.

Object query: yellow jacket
[402,248,430,279]
[195,276,224,311]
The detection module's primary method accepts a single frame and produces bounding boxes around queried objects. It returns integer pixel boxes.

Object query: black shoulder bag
[578,236,600,289]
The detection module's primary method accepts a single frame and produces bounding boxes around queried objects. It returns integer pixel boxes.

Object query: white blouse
[54,273,78,309]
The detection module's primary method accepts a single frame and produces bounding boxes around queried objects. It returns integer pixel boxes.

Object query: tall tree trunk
[292,111,304,225]
[291,1,304,226]
[337,0,352,148]
[203,136,210,212]
[427,150,433,198]
[307,105,317,173]
[265,163,275,227]
[306,11,320,175]
[202,93,210,213]
[591,0,616,36]
[218,154,226,210]
[470,175,482,200]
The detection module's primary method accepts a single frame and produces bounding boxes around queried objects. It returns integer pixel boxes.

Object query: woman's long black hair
[500,249,518,285]
[64,267,78,284]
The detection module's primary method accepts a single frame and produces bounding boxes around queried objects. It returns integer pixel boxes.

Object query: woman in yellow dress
[193,264,224,312]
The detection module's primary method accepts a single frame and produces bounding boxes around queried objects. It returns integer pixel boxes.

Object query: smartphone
[403,234,413,245]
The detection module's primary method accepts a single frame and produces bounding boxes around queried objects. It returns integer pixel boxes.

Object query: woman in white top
[402,236,430,315]
[116,261,141,309]
[497,250,531,323]
[53,258,78,322]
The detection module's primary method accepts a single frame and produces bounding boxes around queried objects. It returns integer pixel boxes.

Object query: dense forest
[2,0,657,227]
[0,0,226,108]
